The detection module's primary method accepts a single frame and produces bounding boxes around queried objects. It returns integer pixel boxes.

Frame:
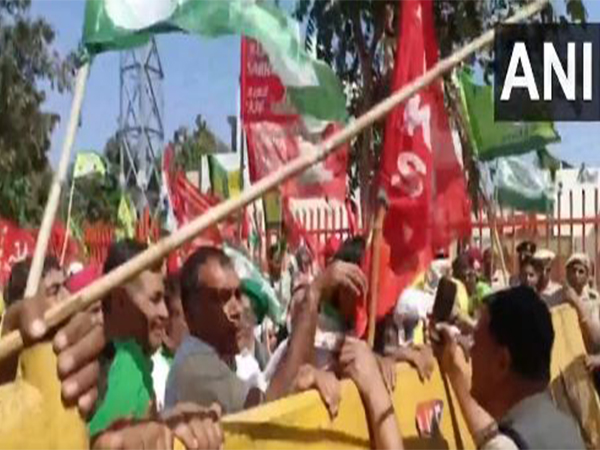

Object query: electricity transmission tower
[118,37,164,211]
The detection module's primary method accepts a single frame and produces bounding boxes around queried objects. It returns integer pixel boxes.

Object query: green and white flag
[223,244,284,325]
[492,152,555,213]
[82,0,347,122]
[457,70,560,161]
[73,152,106,178]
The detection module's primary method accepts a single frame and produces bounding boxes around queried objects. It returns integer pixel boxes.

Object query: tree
[174,114,228,172]
[293,0,587,219]
[0,0,74,226]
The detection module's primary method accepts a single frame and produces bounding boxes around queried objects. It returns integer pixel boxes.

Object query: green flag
[493,152,555,213]
[223,244,284,325]
[457,70,560,161]
[73,152,106,178]
[82,0,347,123]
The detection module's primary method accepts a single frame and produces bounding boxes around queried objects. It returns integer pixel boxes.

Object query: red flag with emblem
[369,0,470,322]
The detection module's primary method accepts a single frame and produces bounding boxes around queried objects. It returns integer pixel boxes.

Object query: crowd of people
[0,233,597,449]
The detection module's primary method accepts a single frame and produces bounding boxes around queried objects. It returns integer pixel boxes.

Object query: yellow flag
[73,152,106,178]
[117,194,137,239]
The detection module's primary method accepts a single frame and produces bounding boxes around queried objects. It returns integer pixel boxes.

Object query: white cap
[533,249,556,262]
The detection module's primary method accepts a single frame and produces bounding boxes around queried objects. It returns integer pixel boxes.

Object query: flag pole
[0,0,550,360]
[25,63,90,298]
[367,190,389,347]
[60,177,77,266]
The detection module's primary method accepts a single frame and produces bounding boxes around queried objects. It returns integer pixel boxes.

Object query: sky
[30,0,600,171]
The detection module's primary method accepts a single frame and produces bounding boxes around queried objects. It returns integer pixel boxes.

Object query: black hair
[102,239,149,315]
[516,240,537,255]
[333,236,366,266]
[103,239,148,275]
[179,246,233,311]
[165,272,181,300]
[485,286,554,383]
[268,242,285,262]
[452,253,470,277]
[5,256,62,306]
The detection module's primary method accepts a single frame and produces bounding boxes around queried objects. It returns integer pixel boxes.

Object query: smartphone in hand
[430,277,457,343]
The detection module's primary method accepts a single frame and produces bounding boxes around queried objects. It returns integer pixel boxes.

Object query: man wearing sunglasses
[165,246,265,414]
[166,245,366,415]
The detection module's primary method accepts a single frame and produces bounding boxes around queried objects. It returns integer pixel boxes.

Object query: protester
[533,249,563,307]
[339,337,404,449]
[452,252,492,318]
[509,240,537,287]
[377,313,435,383]
[234,292,269,392]
[483,246,509,290]
[294,244,315,289]
[162,272,189,354]
[562,254,600,376]
[518,255,540,290]
[89,239,169,437]
[267,242,293,312]
[1,255,70,384]
[0,275,105,418]
[434,286,584,449]
[4,255,66,308]
[166,245,366,418]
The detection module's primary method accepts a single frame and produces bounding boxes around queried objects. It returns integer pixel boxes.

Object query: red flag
[281,198,319,258]
[380,0,469,270]
[0,219,35,285]
[380,0,434,271]
[163,144,224,245]
[362,0,470,324]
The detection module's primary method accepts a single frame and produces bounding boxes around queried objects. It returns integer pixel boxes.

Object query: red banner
[0,219,82,285]
[241,37,295,124]
[241,37,348,202]
[0,220,35,285]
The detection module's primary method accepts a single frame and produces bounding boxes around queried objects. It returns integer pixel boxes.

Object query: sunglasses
[198,285,242,304]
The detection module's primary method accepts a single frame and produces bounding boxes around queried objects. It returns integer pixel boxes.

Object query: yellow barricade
[224,363,473,450]
[1,305,599,449]
[549,305,600,449]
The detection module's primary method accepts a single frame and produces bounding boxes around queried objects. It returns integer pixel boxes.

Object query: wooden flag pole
[60,177,77,266]
[367,190,389,347]
[0,0,550,360]
[24,63,90,298]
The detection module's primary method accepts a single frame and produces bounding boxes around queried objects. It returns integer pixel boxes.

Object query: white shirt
[151,350,172,411]
[235,350,267,393]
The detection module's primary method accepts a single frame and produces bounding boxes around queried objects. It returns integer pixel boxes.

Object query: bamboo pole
[0,0,550,360]
[367,190,388,347]
[60,177,77,266]
[25,63,90,298]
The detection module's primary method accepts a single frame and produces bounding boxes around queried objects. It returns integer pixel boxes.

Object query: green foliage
[0,0,74,225]
[174,114,220,171]
[293,0,588,208]
[69,170,121,224]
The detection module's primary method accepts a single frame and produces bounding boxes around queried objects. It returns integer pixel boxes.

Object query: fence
[473,187,600,287]
[253,186,600,288]
[78,184,600,289]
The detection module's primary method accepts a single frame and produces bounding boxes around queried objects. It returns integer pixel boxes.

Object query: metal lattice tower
[118,37,164,211]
